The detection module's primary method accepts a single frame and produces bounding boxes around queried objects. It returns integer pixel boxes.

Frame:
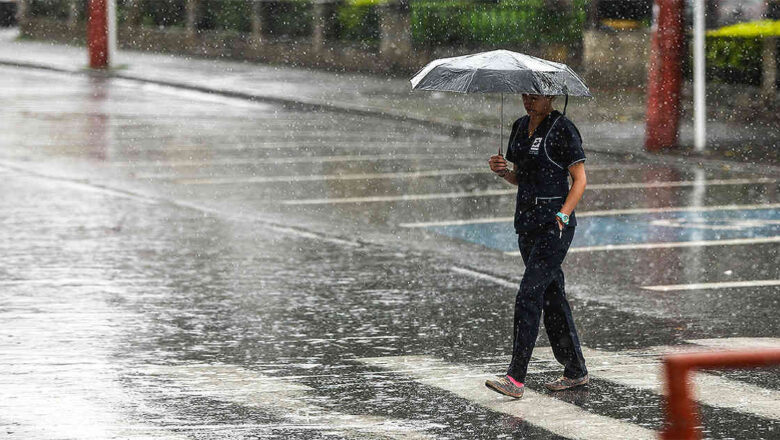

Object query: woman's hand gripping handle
[489,155,509,177]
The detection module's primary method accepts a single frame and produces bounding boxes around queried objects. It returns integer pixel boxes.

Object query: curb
[2,59,777,173]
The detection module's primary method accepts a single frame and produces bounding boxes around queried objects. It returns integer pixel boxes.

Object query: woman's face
[522,94,554,117]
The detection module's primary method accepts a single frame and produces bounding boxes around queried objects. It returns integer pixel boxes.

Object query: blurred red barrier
[662,349,780,439]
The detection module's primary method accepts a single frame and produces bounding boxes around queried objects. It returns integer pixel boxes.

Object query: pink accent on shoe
[506,375,524,387]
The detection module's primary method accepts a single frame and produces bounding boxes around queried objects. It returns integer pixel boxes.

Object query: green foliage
[264,1,312,38]
[411,0,587,48]
[116,0,132,24]
[336,0,382,45]
[29,0,69,20]
[199,0,252,33]
[29,0,590,50]
[139,0,186,28]
[706,36,763,86]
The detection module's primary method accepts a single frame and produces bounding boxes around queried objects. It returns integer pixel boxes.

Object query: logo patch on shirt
[529,137,542,155]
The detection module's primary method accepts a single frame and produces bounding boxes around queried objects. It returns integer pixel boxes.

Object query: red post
[662,357,697,440]
[662,349,780,440]
[645,0,685,151]
[87,0,108,69]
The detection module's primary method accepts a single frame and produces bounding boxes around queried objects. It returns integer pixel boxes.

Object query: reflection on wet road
[0,66,778,439]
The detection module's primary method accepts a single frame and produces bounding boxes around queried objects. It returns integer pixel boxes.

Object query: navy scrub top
[505,110,586,233]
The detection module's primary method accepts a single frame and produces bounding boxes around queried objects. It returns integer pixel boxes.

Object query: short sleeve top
[505,111,585,170]
[504,110,585,232]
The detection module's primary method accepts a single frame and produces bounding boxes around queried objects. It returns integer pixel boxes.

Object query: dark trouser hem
[506,223,587,382]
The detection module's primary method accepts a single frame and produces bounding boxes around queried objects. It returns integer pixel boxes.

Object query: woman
[484,94,588,399]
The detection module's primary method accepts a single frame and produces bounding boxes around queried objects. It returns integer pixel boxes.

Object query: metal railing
[662,348,780,439]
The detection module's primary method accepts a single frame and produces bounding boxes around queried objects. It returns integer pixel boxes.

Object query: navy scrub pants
[507,223,588,382]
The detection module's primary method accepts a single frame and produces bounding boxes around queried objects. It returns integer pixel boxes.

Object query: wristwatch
[556,212,570,225]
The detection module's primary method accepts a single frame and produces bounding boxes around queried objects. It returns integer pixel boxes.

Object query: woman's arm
[501,163,519,185]
[557,162,586,228]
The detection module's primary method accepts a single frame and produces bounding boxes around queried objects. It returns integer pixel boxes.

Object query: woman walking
[484,94,589,398]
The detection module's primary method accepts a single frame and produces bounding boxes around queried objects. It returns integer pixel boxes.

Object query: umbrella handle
[499,93,504,156]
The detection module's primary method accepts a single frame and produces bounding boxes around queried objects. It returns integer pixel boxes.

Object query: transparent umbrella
[410,49,592,155]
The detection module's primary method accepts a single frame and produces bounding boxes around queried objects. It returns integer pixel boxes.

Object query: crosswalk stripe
[150,364,436,439]
[641,279,780,291]
[358,355,656,440]
[532,345,780,420]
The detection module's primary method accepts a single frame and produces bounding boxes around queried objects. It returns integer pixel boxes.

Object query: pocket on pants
[554,223,564,240]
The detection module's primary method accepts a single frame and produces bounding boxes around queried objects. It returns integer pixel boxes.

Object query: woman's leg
[542,226,587,379]
[543,275,588,379]
[507,225,569,382]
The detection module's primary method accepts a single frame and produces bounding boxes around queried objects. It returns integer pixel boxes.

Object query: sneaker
[485,375,524,399]
[545,374,589,391]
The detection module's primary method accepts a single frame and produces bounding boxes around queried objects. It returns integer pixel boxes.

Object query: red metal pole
[645,0,685,151]
[87,0,108,69]
[662,349,780,440]
[662,358,697,440]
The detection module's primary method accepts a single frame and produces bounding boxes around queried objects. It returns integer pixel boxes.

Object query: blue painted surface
[426,208,780,252]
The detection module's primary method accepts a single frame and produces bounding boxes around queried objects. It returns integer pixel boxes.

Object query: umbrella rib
[464,68,479,93]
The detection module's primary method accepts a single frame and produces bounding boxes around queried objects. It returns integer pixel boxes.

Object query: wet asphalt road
[1,66,778,439]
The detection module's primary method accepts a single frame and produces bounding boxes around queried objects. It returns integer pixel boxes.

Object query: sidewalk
[1,28,776,167]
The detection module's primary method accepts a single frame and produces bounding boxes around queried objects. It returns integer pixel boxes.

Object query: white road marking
[174,168,487,184]
[0,160,361,248]
[284,188,516,205]
[400,203,780,228]
[165,200,362,247]
[79,140,460,153]
[112,153,481,167]
[147,163,647,183]
[358,355,656,440]
[130,164,644,181]
[586,177,776,190]
[401,216,515,228]
[0,279,152,287]
[151,363,437,440]
[284,178,777,205]
[267,225,362,247]
[450,266,518,289]
[134,81,276,110]
[649,218,780,230]
[641,279,780,291]
[533,344,780,420]
[528,236,780,254]
[687,337,780,350]
[0,162,160,205]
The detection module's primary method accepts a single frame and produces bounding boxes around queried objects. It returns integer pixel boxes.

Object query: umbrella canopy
[410,49,592,97]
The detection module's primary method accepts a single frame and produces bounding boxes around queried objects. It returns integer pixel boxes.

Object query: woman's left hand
[556,217,564,231]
